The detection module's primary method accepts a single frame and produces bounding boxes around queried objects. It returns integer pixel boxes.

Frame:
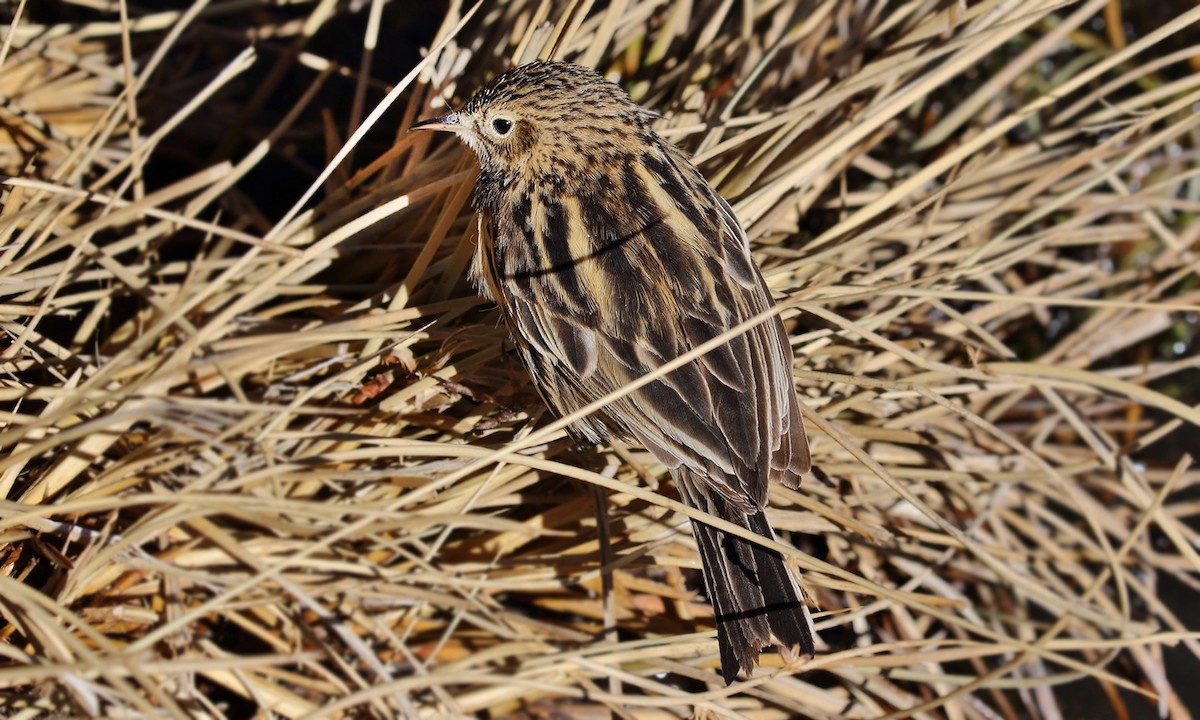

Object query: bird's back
[476,134,809,506]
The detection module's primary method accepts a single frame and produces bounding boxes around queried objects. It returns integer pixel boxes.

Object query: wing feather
[484,139,809,507]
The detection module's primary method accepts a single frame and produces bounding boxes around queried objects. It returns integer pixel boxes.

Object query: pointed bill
[410,112,461,132]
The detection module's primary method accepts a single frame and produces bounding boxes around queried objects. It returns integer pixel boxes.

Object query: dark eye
[491,118,513,136]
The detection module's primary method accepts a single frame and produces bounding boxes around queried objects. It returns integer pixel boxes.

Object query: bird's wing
[490,142,809,508]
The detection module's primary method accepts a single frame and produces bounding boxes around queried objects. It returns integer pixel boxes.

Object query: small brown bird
[414,60,816,682]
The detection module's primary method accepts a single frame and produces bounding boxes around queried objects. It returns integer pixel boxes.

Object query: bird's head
[412,60,655,183]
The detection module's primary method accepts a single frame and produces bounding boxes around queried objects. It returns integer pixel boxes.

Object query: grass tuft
[1,1,1198,717]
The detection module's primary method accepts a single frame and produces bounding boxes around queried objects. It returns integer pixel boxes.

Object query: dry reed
[1,1,1198,718]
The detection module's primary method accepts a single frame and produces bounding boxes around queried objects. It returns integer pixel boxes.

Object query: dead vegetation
[1,0,1198,717]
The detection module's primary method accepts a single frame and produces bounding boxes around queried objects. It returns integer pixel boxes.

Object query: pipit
[414,60,816,683]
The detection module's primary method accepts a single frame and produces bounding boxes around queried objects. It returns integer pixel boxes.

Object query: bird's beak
[410,112,461,133]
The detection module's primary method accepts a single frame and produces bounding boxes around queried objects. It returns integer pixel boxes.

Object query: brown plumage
[413,60,816,682]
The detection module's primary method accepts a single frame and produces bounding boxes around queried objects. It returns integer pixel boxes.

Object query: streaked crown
[414,61,657,188]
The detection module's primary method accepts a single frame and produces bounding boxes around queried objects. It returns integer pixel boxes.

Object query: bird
[412,60,816,683]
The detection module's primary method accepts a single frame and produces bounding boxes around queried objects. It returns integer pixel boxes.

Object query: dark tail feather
[678,472,816,683]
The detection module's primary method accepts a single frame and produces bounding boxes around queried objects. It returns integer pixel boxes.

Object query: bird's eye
[491,118,513,136]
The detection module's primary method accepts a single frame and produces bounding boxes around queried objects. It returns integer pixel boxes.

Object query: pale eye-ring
[491,117,513,136]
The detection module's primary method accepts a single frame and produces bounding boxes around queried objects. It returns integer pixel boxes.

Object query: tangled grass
[1,0,1198,717]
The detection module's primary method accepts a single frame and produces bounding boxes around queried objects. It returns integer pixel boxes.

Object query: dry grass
[2,0,1199,717]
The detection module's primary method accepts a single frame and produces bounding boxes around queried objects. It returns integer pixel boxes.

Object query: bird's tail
[677,470,816,683]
